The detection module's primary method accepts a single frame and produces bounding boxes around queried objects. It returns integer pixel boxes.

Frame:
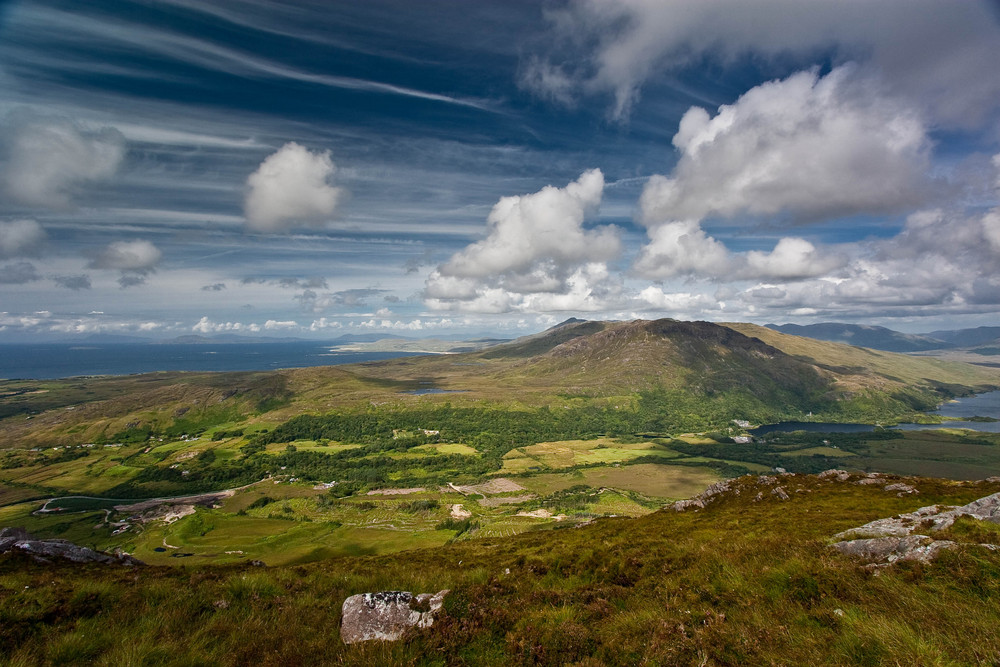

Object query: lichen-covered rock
[884,483,918,495]
[831,491,1000,566]
[955,491,1000,524]
[835,492,1000,542]
[672,498,705,512]
[341,589,449,644]
[771,486,789,501]
[831,535,955,564]
[818,469,850,482]
[672,479,737,512]
[0,527,142,565]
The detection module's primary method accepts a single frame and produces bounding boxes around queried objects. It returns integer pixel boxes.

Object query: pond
[402,388,466,395]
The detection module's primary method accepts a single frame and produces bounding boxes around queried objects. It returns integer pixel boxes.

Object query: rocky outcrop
[832,535,955,565]
[0,527,142,566]
[834,492,1000,541]
[341,590,449,644]
[830,491,1000,566]
[672,479,738,511]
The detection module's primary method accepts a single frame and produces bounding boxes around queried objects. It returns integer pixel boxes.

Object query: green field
[499,438,677,473]
[518,463,721,498]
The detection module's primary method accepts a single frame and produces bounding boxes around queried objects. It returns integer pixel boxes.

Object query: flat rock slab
[835,491,1000,541]
[341,590,449,644]
[831,491,1000,566]
[831,535,955,565]
[0,527,142,566]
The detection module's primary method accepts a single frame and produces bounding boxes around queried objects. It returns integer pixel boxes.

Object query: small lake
[752,390,1000,435]
[403,388,466,395]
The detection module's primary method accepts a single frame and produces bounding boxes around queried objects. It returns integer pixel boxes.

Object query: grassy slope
[723,322,1000,391]
[2,474,999,666]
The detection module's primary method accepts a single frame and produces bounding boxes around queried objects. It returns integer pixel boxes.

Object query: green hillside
[3,474,999,665]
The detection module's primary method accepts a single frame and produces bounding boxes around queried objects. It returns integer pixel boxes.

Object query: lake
[751,390,1000,435]
[0,343,426,380]
[896,389,1000,433]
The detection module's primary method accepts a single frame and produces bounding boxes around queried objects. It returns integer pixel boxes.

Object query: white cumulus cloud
[88,239,163,288]
[633,220,729,279]
[0,219,46,258]
[1,116,125,209]
[244,142,345,232]
[89,240,162,272]
[426,169,623,312]
[524,0,1000,126]
[639,67,930,226]
[744,238,845,280]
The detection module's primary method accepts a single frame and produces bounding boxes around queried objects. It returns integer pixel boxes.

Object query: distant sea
[0,343,427,380]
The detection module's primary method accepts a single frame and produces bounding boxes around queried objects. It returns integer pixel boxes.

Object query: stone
[818,469,851,482]
[831,536,955,565]
[771,487,789,501]
[835,492,1000,542]
[0,527,142,566]
[830,491,1000,566]
[884,483,918,495]
[671,479,735,512]
[341,590,449,644]
[954,491,1000,524]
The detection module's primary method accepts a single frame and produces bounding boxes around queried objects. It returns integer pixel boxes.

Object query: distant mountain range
[29,321,1000,355]
[766,323,1000,353]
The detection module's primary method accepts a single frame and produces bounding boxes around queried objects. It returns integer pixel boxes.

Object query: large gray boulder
[341,590,449,644]
[0,526,142,565]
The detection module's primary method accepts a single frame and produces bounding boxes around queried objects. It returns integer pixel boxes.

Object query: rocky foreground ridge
[672,469,1000,568]
[338,471,1000,645]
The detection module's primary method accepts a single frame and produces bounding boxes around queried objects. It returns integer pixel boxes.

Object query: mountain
[765,322,944,352]
[4,318,999,450]
[927,326,1000,348]
[766,322,1000,355]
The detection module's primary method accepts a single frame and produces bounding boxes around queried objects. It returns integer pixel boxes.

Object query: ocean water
[0,343,426,380]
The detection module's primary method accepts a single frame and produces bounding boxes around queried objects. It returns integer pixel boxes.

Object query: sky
[1,0,1000,341]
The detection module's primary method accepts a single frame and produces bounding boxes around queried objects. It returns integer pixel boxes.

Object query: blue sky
[1,0,999,341]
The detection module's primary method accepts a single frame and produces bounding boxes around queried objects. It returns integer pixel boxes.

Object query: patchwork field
[518,462,721,498]
[498,438,677,473]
